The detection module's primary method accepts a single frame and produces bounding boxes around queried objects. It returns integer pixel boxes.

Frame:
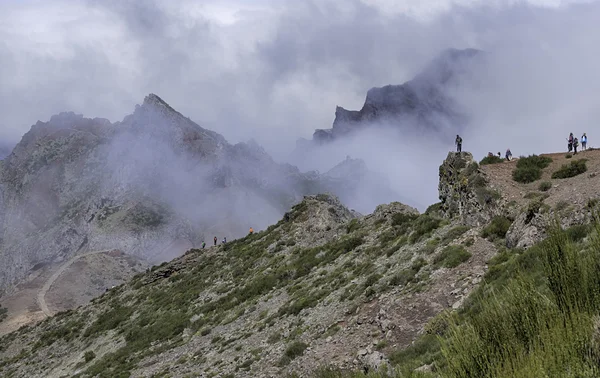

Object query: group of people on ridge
[567,133,588,154]
[200,228,254,249]
[456,133,590,159]
[456,134,513,161]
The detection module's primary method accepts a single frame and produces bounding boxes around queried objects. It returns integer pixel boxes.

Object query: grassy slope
[0,195,483,378]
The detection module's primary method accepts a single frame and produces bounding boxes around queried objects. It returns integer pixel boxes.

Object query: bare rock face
[438,152,502,226]
[304,48,484,145]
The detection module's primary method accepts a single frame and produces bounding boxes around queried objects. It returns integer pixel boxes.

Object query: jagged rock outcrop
[309,48,483,145]
[438,152,502,226]
[0,94,392,294]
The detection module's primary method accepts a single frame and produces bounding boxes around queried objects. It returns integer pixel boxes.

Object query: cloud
[1,0,599,210]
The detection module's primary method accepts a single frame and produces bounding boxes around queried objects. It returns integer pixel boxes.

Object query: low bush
[481,216,513,241]
[551,159,587,179]
[512,155,552,183]
[434,246,472,269]
[538,181,552,192]
[479,155,504,165]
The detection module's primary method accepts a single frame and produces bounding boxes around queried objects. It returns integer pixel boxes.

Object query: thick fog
[1,0,600,211]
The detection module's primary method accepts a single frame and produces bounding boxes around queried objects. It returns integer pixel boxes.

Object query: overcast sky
[1,0,599,194]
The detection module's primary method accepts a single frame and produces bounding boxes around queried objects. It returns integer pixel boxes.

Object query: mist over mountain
[0,94,397,293]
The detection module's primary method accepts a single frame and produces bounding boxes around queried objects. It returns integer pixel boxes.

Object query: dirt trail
[36,250,113,317]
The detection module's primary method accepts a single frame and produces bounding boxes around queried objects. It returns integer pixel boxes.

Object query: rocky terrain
[0,94,398,296]
[1,148,597,377]
[301,48,483,146]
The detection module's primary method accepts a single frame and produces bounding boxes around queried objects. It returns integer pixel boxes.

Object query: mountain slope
[0,94,398,295]
[0,151,516,377]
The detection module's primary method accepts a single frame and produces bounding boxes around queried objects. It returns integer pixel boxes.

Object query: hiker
[497,152,501,158]
[202,241,206,249]
[455,135,462,153]
[213,236,217,246]
[222,237,227,244]
[505,148,512,161]
[568,133,574,152]
[249,227,254,235]
[487,152,494,158]
[582,133,588,150]
[574,137,579,154]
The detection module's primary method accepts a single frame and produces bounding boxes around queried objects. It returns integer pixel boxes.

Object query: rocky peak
[304,48,482,146]
[438,151,502,226]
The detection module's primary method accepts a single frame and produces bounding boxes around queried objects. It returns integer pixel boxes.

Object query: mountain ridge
[0,94,398,295]
[1,149,598,377]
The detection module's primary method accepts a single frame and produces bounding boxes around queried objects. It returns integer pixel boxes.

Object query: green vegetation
[551,159,588,179]
[512,155,552,183]
[440,221,600,377]
[538,181,552,192]
[84,351,96,363]
[479,155,504,165]
[441,226,469,245]
[433,246,472,269]
[481,216,512,241]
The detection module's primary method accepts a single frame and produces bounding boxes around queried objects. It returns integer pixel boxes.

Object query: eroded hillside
[0,150,598,378]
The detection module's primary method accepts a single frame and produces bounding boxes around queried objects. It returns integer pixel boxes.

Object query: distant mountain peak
[304,47,483,145]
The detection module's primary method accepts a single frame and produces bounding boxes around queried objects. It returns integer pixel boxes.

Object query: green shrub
[434,246,472,268]
[409,215,442,244]
[440,222,600,377]
[389,258,427,287]
[566,154,573,159]
[481,216,512,241]
[538,181,552,192]
[551,159,587,179]
[425,202,442,216]
[441,226,470,244]
[84,351,96,363]
[285,341,308,360]
[392,212,418,227]
[479,155,504,165]
[512,155,552,183]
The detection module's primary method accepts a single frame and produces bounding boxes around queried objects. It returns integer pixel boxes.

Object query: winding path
[36,250,112,317]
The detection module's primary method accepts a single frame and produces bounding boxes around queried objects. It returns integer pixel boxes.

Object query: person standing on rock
[505,148,512,161]
[213,236,217,246]
[574,137,579,154]
[568,133,574,152]
[455,135,462,153]
[202,241,206,249]
[582,133,588,150]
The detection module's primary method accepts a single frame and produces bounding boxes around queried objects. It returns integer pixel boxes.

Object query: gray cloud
[1,0,599,210]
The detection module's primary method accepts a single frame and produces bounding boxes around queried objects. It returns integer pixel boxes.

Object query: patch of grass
[441,226,470,245]
[551,159,588,179]
[565,224,592,243]
[565,153,573,159]
[440,222,600,377]
[512,155,552,183]
[389,258,427,287]
[391,212,418,227]
[84,351,96,363]
[425,202,442,216]
[279,341,308,366]
[538,181,552,192]
[479,155,504,165]
[433,246,472,269]
[346,219,360,233]
[481,216,512,241]
[409,215,442,244]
